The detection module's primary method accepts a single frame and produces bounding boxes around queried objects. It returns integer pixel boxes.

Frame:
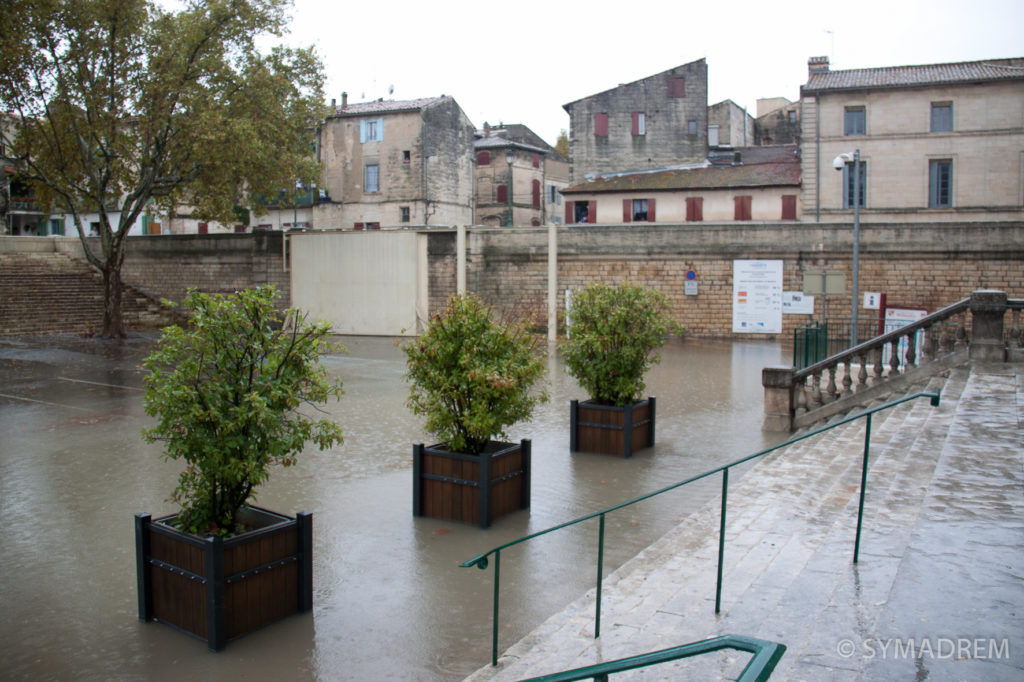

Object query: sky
[279,0,1024,146]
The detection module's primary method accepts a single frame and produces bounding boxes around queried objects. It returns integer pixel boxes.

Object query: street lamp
[833,149,861,347]
[505,148,514,227]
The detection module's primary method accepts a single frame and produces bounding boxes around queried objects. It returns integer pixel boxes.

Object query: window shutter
[622,199,632,222]
[671,77,685,98]
[781,195,796,220]
[648,198,656,222]
[565,201,574,224]
[377,118,384,140]
[532,179,540,208]
[594,113,608,137]
[478,151,490,165]
[359,120,366,143]
[532,153,540,168]
[632,112,640,136]
[497,185,507,203]
[354,222,364,230]
[588,201,597,223]
[686,197,703,222]
[734,196,752,220]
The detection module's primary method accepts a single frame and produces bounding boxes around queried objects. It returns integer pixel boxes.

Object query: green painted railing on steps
[519,634,787,682]
[461,390,941,667]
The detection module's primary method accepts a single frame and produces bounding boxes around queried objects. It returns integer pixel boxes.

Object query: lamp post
[833,149,861,347]
[505,148,514,227]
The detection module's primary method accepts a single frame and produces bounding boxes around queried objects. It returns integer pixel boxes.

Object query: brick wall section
[432,222,1024,340]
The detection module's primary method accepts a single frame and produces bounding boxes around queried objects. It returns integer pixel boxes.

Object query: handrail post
[853,413,872,563]
[491,549,501,666]
[716,467,729,613]
[596,513,605,638]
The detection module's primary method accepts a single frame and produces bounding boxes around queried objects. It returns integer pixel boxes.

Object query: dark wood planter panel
[413,439,531,528]
[136,506,312,651]
[570,397,656,458]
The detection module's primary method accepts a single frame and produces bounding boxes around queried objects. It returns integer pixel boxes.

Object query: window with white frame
[930,103,953,133]
[364,164,379,193]
[844,106,866,136]
[929,160,952,207]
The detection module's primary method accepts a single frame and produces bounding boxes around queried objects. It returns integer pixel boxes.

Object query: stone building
[800,56,1024,222]
[560,145,801,224]
[563,59,709,183]
[708,99,754,148]
[474,123,569,227]
[314,94,476,228]
[754,97,800,146]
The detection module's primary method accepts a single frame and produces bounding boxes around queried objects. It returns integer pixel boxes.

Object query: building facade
[563,59,709,183]
[314,95,476,228]
[800,56,1024,222]
[708,99,754,148]
[754,97,800,146]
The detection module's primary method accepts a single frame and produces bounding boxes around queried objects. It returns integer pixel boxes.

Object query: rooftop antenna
[824,29,834,66]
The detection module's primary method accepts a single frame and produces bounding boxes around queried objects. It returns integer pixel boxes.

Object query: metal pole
[491,549,501,665]
[506,152,513,227]
[853,413,872,563]
[716,467,729,613]
[851,149,861,347]
[596,513,605,638]
[547,222,557,342]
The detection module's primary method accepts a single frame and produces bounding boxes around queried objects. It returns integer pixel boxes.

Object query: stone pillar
[969,290,1007,363]
[762,365,795,432]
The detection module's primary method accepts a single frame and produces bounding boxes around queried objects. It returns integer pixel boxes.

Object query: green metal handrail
[519,634,786,682]
[461,390,941,666]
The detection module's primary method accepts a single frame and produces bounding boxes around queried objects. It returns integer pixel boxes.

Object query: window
[477,151,490,165]
[688,120,697,136]
[360,117,383,142]
[685,197,703,222]
[844,107,865,136]
[931,103,953,132]
[566,201,595,224]
[621,198,654,222]
[669,77,686,98]
[549,184,559,204]
[843,161,867,208]
[929,160,953,207]
[734,195,752,221]
[497,184,507,203]
[403,150,411,164]
[788,110,797,123]
[532,153,540,168]
[400,206,410,222]
[781,195,797,220]
[532,179,541,209]
[594,113,608,137]
[632,112,646,136]
[364,164,379,193]
[708,124,719,147]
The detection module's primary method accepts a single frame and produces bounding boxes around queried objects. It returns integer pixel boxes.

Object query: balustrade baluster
[811,370,822,408]
[889,339,901,376]
[954,312,968,350]
[873,347,884,384]
[841,359,853,397]
[795,376,808,416]
[825,365,837,402]
[905,330,917,368]
[857,354,868,392]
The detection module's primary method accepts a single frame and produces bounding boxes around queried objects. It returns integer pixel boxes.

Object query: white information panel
[732,260,783,333]
[783,291,814,315]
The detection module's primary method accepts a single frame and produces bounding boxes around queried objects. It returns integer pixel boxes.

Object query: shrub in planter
[404,293,547,527]
[137,285,343,649]
[562,282,680,457]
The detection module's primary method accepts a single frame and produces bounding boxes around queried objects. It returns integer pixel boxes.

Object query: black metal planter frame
[569,396,656,458]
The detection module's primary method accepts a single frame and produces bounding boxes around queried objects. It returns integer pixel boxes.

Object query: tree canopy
[0,0,326,336]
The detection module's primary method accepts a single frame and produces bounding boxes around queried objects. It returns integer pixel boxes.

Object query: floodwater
[0,333,785,680]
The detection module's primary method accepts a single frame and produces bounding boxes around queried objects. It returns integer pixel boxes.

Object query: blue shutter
[360,119,366,143]
[377,118,384,141]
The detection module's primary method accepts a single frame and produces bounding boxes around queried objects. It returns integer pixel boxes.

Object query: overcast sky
[282,0,1023,146]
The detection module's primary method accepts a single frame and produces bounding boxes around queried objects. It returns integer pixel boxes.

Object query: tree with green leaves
[554,129,569,160]
[562,282,681,406]
[404,293,548,456]
[0,0,325,337]
[142,285,343,536]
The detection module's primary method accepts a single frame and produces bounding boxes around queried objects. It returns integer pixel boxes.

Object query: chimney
[341,91,348,108]
[808,56,830,76]
[484,122,491,137]
[331,98,336,108]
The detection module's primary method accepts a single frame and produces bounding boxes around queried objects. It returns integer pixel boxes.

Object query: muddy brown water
[0,333,785,680]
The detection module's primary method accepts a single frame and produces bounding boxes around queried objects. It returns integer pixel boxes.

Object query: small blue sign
[686,270,696,280]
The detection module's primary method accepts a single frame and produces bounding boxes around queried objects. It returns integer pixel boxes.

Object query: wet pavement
[0,332,786,680]
[465,364,1024,681]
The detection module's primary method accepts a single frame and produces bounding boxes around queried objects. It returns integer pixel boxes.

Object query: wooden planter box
[570,396,656,458]
[413,439,531,529]
[135,506,313,651]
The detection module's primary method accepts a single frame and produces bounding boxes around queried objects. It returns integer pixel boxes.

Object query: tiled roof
[561,161,800,195]
[805,58,1024,92]
[474,135,548,154]
[331,97,447,117]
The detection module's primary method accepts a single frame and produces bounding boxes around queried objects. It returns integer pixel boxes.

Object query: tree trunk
[101,262,126,338]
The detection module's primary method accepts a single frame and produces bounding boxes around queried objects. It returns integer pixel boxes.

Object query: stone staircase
[0,251,179,335]
[467,364,1024,680]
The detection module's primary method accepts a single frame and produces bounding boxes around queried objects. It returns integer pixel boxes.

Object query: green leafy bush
[142,286,343,536]
[562,282,679,406]
[404,293,548,455]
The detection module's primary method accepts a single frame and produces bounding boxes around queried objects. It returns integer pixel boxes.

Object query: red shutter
[565,201,574,224]
[632,112,640,136]
[497,185,507,203]
[671,77,685,98]
[588,201,597,223]
[532,153,540,168]
[622,199,632,222]
[477,151,490,165]
[781,195,796,220]
[354,222,364,230]
[734,196,751,220]
[198,222,208,234]
[648,198,656,222]
[686,197,704,222]
[594,113,608,137]
[532,179,541,208]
